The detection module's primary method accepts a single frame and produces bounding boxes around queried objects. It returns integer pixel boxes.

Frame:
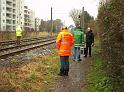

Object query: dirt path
[49,56,90,92]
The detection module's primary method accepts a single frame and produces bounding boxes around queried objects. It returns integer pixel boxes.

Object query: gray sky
[25,0,99,26]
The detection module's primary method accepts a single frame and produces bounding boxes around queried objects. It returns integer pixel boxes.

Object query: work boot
[84,55,87,58]
[78,59,82,61]
[64,71,68,76]
[58,72,64,76]
[72,59,76,62]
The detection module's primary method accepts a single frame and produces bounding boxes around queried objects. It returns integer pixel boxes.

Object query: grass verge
[0,50,60,92]
[85,44,113,92]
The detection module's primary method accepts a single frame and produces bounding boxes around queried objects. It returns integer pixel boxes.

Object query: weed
[20,81,31,89]
[86,45,113,92]
[30,72,36,81]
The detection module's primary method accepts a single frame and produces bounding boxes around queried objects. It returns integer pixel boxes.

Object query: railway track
[0,37,56,58]
[0,36,50,48]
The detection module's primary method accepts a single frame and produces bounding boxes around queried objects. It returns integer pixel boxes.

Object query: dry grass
[0,50,60,92]
[0,32,52,41]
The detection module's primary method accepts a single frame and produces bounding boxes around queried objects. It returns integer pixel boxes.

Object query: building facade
[35,18,41,31]
[24,6,35,31]
[30,10,35,30]
[16,0,25,29]
[0,0,17,31]
[0,0,35,31]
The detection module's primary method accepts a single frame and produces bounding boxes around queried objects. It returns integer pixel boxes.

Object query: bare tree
[69,9,82,26]
[69,8,93,30]
[39,19,63,32]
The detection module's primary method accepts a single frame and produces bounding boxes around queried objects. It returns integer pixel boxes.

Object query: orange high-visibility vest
[56,29,74,56]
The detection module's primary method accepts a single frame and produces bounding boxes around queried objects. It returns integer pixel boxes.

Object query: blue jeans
[60,56,69,73]
[73,47,81,61]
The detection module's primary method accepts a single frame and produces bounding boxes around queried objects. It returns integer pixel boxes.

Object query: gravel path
[50,56,89,92]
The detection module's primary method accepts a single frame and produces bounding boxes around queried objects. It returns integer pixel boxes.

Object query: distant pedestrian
[72,26,85,62]
[84,27,94,57]
[56,26,74,76]
[16,25,22,45]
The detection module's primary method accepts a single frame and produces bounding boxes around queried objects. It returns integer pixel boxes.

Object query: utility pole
[82,7,85,31]
[51,7,53,34]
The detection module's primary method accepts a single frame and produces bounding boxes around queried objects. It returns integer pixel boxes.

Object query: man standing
[56,26,74,76]
[84,27,94,57]
[73,26,85,62]
[16,25,22,45]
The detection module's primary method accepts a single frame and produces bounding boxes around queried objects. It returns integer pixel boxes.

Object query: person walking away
[84,27,94,57]
[16,25,22,45]
[72,26,85,62]
[56,26,74,76]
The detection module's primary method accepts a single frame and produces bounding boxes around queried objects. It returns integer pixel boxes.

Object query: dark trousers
[60,56,69,74]
[17,36,21,45]
[85,45,92,56]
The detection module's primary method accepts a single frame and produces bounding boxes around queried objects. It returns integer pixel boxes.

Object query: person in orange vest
[56,26,74,76]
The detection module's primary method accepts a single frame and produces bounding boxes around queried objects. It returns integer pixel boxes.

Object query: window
[13,9,16,13]
[13,4,16,7]
[3,7,5,10]
[3,20,5,23]
[13,20,15,24]
[3,26,5,30]
[3,13,5,16]
[13,15,16,18]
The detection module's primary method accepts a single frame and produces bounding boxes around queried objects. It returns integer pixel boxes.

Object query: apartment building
[0,0,25,31]
[0,0,16,31]
[24,6,35,31]
[24,6,30,30]
[16,0,25,29]
[30,10,35,30]
[0,0,35,31]
[35,18,41,31]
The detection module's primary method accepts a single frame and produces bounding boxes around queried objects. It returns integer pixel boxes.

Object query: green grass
[20,81,31,89]
[86,45,113,92]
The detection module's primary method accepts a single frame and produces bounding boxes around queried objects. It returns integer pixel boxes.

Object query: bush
[98,0,124,91]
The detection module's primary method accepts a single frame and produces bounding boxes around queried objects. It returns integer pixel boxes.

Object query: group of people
[56,26,94,76]
[15,24,94,77]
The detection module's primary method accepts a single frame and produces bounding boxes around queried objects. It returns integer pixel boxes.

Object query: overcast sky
[25,0,99,26]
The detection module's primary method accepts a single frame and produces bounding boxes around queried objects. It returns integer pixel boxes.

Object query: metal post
[82,7,85,31]
[51,7,53,34]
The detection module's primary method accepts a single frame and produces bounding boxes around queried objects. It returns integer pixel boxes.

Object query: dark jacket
[86,30,94,46]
